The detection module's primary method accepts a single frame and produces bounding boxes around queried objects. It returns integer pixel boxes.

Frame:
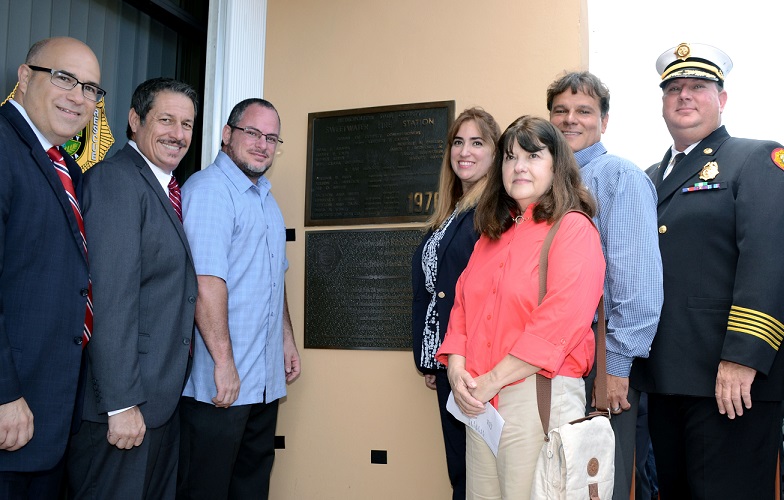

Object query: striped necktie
[168,176,182,222]
[46,146,92,347]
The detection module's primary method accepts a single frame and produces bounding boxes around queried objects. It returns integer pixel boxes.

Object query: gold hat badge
[675,43,691,60]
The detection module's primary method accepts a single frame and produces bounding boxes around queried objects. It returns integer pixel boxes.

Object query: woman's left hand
[469,372,501,405]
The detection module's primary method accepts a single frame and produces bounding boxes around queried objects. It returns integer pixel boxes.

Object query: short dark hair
[126,78,199,140]
[546,71,610,118]
[221,98,280,148]
[25,38,52,65]
[227,98,279,127]
[475,116,596,239]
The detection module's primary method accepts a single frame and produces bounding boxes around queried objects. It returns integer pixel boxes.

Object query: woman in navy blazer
[412,107,500,500]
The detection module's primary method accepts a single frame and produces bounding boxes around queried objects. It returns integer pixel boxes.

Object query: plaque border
[305,100,455,226]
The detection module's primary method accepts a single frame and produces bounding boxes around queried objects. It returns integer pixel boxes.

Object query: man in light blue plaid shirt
[178,98,301,500]
[547,71,663,500]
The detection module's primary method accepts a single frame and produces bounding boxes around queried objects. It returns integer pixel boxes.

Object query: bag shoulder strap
[535,210,607,438]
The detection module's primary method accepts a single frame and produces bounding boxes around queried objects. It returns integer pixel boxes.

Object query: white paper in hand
[446,391,505,456]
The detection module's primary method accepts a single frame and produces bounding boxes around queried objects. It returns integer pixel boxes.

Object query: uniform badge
[703,148,713,154]
[699,161,719,181]
[675,43,691,60]
[772,148,784,171]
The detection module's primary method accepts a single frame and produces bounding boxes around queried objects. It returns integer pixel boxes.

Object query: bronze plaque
[305,228,424,350]
[305,101,454,226]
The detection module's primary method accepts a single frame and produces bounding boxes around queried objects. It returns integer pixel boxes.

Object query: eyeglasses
[27,65,106,102]
[228,125,283,145]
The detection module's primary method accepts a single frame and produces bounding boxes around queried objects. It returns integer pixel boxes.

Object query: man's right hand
[107,406,145,449]
[212,361,240,408]
[0,397,34,451]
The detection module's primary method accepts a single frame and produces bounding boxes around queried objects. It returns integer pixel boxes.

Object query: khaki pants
[466,375,585,500]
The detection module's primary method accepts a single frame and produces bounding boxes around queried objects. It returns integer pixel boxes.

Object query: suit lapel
[649,151,670,189]
[125,145,195,264]
[1,104,88,262]
[655,126,731,206]
[436,208,472,262]
[656,152,703,204]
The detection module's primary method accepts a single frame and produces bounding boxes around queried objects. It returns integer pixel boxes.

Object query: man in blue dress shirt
[177,98,301,500]
[547,71,664,500]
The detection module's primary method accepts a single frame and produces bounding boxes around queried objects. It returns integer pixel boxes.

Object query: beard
[236,160,270,180]
[224,142,272,181]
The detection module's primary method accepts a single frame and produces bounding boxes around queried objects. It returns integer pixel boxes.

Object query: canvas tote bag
[530,212,615,500]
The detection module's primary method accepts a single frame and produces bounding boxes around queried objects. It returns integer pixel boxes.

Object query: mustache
[160,139,187,148]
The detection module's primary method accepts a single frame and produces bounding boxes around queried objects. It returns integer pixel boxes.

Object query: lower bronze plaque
[305,228,424,350]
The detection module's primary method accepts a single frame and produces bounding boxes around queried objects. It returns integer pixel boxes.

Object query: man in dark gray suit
[67,78,199,499]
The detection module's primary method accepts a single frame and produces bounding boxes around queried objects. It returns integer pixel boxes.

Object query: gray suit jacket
[80,144,197,428]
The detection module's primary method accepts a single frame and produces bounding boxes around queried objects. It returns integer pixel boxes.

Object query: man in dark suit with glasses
[0,36,102,498]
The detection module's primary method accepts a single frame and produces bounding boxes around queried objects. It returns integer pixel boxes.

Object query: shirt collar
[669,141,701,158]
[9,99,55,151]
[128,140,175,194]
[572,141,607,168]
[214,150,271,195]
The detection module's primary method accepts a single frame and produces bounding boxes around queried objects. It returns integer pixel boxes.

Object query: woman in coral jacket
[436,115,605,500]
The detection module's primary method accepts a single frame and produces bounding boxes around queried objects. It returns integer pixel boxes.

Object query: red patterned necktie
[46,146,92,347]
[168,176,182,222]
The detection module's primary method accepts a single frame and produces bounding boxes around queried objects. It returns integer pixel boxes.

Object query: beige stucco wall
[262,1,588,498]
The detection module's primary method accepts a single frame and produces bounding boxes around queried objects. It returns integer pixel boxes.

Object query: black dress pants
[648,393,781,500]
[68,408,181,500]
[177,396,279,500]
[435,370,466,500]
[0,457,65,500]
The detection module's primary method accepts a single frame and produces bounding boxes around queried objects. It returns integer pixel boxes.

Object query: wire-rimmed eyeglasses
[27,65,106,102]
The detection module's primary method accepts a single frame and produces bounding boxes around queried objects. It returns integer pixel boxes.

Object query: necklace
[513,215,531,224]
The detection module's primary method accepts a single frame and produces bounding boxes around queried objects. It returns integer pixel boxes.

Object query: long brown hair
[427,107,500,230]
[475,115,595,239]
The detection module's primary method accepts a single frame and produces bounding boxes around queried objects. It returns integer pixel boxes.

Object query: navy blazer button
[437,291,446,299]
[188,296,196,304]
[183,338,191,345]
[80,288,89,296]
[74,336,83,345]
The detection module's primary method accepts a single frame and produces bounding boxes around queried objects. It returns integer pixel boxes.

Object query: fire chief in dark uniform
[632,42,784,499]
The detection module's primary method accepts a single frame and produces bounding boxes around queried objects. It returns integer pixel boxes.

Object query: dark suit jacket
[80,144,197,428]
[632,126,784,400]
[412,209,479,372]
[0,103,90,471]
